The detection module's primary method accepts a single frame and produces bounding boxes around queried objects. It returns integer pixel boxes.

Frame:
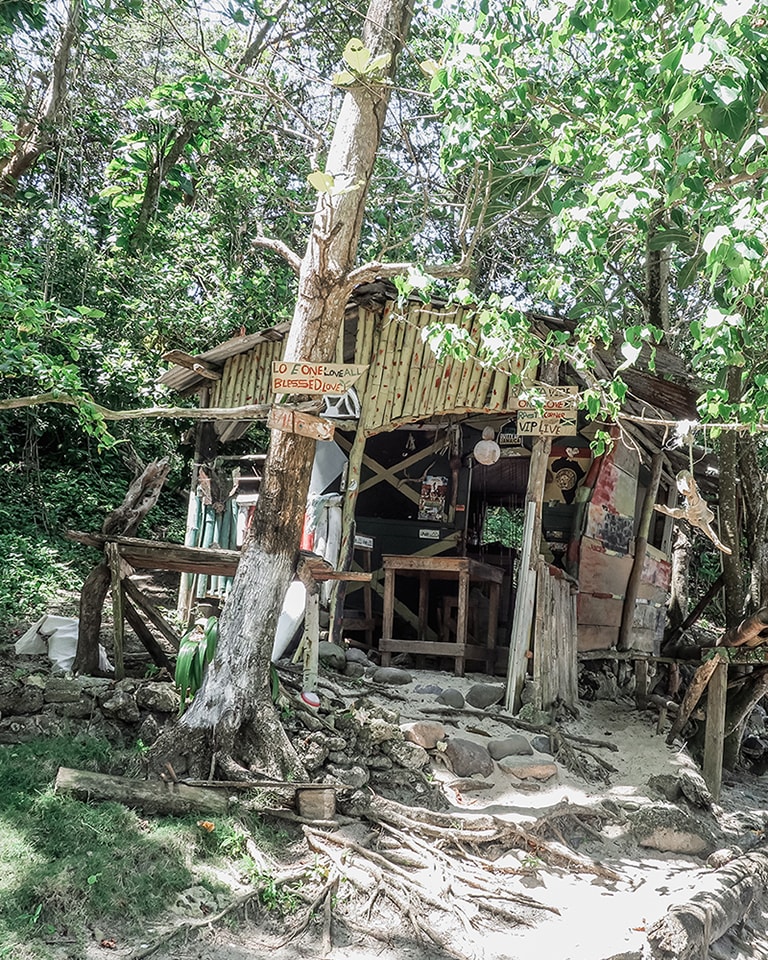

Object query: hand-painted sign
[514,385,578,437]
[267,406,335,441]
[272,361,368,396]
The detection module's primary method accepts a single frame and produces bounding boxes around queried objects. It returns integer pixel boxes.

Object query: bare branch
[0,393,320,421]
[252,235,302,275]
[346,256,472,287]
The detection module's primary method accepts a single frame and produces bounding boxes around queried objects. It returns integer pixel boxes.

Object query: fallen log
[646,846,768,960]
[55,766,229,816]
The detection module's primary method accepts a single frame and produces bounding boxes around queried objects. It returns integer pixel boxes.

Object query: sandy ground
[84,670,768,960]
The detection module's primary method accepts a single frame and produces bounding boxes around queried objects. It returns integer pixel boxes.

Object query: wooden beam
[123,600,175,672]
[703,660,728,801]
[122,577,180,651]
[666,657,720,743]
[162,350,222,380]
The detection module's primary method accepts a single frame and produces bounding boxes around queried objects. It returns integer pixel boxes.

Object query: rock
[345,648,373,665]
[442,738,493,778]
[366,753,393,770]
[499,759,558,781]
[516,703,550,725]
[414,684,443,694]
[364,717,400,745]
[325,763,369,788]
[531,735,554,755]
[648,774,682,802]
[43,677,83,704]
[100,688,141,723]
[327,752,352,766]
[0,679,43,715]
[318,642,347,672]
[0,713,61,743]
[57,701,93,719]
[437,688,465,708]
[519,679,540,706]
[678,768,714,810]
[137,715,160,746]
[487,735,533,760]
[343,661,365,679]
[401,720,447,749]
[465,683,505,709]
[371,667,412,686]
[383,739,429,770]
[136,682,178,714]
[630,804,719,856]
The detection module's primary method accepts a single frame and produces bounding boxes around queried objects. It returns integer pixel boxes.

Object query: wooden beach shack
[159,284,702,714]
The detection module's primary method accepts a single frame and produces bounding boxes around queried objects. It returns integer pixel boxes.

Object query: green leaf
[307,170,335,193]
[611,0,631,21]
[709,101,749,141]
[343,38,370,74]
[332,70,356,87]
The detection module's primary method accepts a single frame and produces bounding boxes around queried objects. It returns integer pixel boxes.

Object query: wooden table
[379,555,504,677]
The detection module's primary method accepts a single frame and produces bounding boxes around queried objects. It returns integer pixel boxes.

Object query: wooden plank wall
[206,301,523,436]
[533,561,578,710]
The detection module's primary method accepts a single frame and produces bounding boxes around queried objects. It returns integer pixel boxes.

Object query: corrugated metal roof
[158,322,290,393]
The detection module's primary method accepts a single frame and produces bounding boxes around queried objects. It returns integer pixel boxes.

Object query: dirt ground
[70,671,768,960]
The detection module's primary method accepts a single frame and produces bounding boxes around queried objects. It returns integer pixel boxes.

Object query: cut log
[54,766,229,816]
[646,847,768,960]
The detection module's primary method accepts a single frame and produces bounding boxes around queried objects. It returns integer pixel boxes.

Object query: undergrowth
[0,735,296,959]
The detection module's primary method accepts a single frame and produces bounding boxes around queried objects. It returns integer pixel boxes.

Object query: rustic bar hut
[159,284,702,711]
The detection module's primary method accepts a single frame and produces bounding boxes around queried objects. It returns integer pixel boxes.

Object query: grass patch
[0,736,299,958]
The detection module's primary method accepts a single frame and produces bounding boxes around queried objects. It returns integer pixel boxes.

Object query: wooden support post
[635,658,649,708]
[703,659,728,801]
[666,656,719,744]
[106,541,125,680]
[618,451,663,651]
[302,585,321,693]
[122,577,180,651]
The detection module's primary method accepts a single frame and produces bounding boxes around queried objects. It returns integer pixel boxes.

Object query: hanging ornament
[473,426,501,465]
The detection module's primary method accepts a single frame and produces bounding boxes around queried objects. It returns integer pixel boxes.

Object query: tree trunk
[720,365,743,629]
[149,0,415,782]
[0,0,82,194]
[739,436,768,612]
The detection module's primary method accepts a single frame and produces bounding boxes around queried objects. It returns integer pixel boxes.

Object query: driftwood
[666,657,720,744]
[73,459,171,676]
[55,766,230,816]
[646,846,768,960]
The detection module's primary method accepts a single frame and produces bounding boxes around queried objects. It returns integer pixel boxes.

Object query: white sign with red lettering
[271,361,368,396]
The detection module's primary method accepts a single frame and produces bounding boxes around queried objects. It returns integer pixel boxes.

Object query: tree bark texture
[738,437,768,612]
[664,525,691,641]
[720,365,743,628]
[646,847,768,960]
[150,0,416,781]
[0,0,82,194]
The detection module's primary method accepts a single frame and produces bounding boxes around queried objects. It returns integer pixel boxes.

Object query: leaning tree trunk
[150,0,415,782]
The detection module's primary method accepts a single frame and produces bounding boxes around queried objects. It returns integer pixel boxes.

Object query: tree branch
[252,235,302,275]
[0,393,320,421]
[346,255,472,287]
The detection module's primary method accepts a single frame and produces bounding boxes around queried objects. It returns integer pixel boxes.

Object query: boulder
[414,684,443,695]
[383,739,429,770]
[437,688,465,708]
[371,667,413,686]
[343,662,365,679]
[401,720,447,749]
[531,734,555,755]
[465,683,505,709]
[487,735,533,760]
[442,738,493,778]
[499,759,558,781]
[136,682,178,714]
[345,647,373,665]
[325,763,370,788]
[0,678,44,715]
[318,642,347,672]
[630,803,719,856]
[43,677,83,704]
[100,688,141,723]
